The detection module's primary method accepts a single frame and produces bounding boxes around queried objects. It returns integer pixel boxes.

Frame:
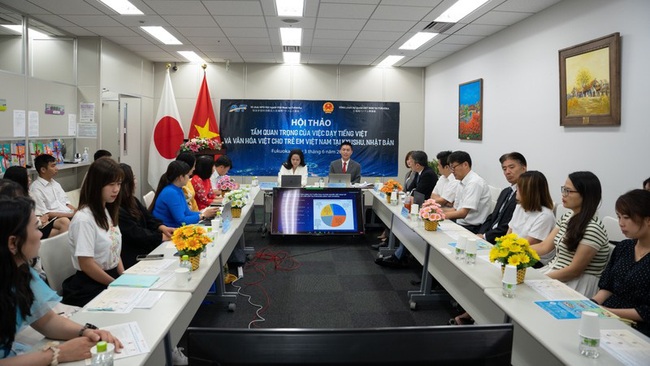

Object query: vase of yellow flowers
[380,179,403,203]
[489,233,540,284]
[171,225,212,271]
[223,189,248,218]
[419,199,445,231]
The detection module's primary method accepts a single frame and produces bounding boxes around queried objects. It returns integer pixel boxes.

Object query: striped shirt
[548,211,609,276]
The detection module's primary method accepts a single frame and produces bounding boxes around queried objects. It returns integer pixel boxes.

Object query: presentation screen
[271,188,364,235]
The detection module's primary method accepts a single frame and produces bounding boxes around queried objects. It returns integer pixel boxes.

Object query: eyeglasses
[449,163,461,171]
[560,186,579,197]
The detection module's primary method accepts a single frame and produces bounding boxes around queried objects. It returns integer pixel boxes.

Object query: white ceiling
[0,0,563,67]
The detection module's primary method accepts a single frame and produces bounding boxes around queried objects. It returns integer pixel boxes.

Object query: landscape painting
[559,33,620,126]
[458,78,483,140]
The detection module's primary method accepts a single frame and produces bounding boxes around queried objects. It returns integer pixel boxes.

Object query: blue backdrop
[219,100,399,178]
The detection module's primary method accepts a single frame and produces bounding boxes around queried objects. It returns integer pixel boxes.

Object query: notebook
[328,173,351,187]
[109,274,159,288]
[281,174,302,188]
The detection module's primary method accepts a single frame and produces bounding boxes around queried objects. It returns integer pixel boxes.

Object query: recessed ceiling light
[283,52,301,64]
[276,0,303,17]
[435,0,489,23]
[280,28,302,46]
[399,32,438,50]
[141,26,182,45]
[97,0,144,15]
[377,55,404,68]
[178,51,206,64]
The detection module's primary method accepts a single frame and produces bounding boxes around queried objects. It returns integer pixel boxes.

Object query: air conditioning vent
[423,21,454,34]
[282,46,300,53]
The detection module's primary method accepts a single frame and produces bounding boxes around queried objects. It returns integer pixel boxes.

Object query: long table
[58,187,260,365]
[369,189,649,365]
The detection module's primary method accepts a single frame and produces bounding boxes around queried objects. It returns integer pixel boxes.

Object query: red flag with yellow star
[188,72,220,143]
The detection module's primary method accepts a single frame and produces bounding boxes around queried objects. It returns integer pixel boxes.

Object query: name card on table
[401,206,410,218]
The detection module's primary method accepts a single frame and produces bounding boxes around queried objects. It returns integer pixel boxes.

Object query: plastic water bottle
[252,176,259,187]
[81,147,89,162]
[90,341,114,366]
[392,188,398,205]
[319,177,324,187]
[180,255,192,281]
[374,177,381,191]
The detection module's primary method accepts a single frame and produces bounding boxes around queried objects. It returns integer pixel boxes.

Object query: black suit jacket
[478,187,517,243]
[119,199,164,269]
[407,166,437,198]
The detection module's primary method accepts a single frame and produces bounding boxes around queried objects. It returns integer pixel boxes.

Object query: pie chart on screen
[320,204,347,227]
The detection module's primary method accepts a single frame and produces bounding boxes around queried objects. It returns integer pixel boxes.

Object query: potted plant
[380,179,403,203]
[223,189,248,218]
[489,233,540,283]
[418,199,445,231]
[179,137,221,155]
[171,225,212,270]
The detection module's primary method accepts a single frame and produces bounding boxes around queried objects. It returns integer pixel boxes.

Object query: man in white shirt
[430,150,458,207]
[30,154,76,219]
[210,155,233,190]
[443,151,491,233]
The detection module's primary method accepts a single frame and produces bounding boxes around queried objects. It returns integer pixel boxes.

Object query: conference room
[1,0,649,365]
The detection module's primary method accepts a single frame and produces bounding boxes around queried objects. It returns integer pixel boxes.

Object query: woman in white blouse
[277,149,308,186]
[507,170,556,263]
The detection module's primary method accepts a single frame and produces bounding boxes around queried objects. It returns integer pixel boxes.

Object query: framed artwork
[559,33,620,126]
[458,78,483,140]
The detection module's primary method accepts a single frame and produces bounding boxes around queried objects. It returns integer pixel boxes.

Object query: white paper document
[133,291,165,309]
[83,287,149,313]
[600,329,650,366]
[525,279,585,300]
[125,258,176,275]
[84,321,150,363]
[28,111,39,137]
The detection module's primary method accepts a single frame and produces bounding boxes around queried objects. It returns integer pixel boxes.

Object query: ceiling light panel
[98,0,144,15]
[141,26,182,45]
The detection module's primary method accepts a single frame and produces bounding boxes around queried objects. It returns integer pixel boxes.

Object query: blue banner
[219,100,399,178]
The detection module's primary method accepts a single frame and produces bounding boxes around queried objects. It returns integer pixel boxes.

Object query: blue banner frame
[219,99,399,178]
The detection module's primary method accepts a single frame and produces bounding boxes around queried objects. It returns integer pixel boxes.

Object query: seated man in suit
[477,152,527,243]
[404,151,437,197]
[329,141,361,184]
[375,151,438,268]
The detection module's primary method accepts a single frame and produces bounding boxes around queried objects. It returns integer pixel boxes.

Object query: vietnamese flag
[148,68,184,189]
[188,71,221,143]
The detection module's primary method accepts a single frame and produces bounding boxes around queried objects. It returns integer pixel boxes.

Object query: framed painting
[559,33,620,126]
[458,78,483,140]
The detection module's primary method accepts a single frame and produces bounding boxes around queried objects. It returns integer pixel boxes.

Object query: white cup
[503,264,518,284]
[457,235,467,250]
[410,204,419,215]
[174,267,190,287]
[579,311,600,339]
[212,218,221,229]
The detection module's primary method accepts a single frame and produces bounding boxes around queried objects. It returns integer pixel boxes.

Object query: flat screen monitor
[271,187,364,235]
[187,325,513,365]
[280,174,302,188]
[412,191,425,206]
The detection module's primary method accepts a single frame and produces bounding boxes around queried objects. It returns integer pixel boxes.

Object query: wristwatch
[78,322,98,336]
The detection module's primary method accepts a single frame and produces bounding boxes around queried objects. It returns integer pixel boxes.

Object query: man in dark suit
[404,150,437,198]
[376,151,438,268]
[329,141,361,183]
[477,152,527,243]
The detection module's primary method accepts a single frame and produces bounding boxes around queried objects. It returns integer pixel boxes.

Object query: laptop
[412,191,426,206]
[280,175,302,188]
[328,173,351,187]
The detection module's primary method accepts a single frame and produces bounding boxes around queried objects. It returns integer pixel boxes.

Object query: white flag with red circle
[148,69,184,189]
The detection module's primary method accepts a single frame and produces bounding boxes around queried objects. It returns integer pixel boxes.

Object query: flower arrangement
[179,137,221,153]
[171,225,212,257]
[489,233,540,269]
[419,199,445,222]
[223,189,248,208]
[380,179,403,193]
[216,175,238,192]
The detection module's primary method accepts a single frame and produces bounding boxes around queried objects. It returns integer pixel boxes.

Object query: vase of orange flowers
[380,179,403,203]
[490,233,540,284]
[419,199,445,231]
[171,225,212,271]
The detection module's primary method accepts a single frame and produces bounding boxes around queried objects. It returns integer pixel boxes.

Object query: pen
[87,307,114,312]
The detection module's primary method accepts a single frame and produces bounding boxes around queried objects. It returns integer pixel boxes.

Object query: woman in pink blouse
[190,155,215,211]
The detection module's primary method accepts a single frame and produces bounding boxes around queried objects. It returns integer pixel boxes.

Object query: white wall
[148,62,425,188]
[424,0,650,218]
